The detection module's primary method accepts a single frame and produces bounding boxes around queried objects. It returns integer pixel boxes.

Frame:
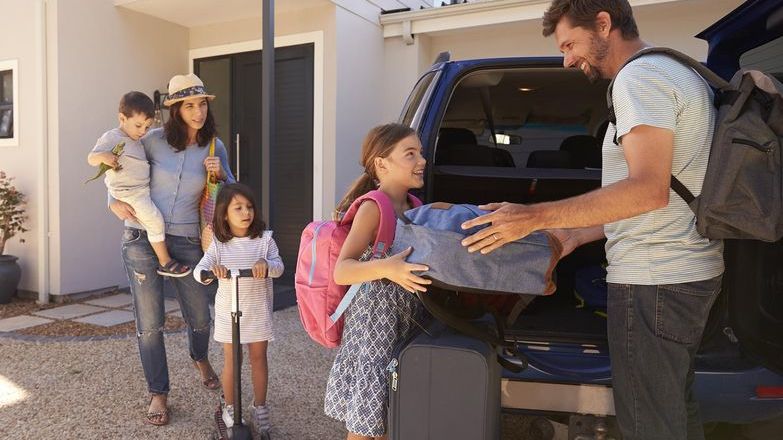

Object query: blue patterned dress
[323,246,427,436]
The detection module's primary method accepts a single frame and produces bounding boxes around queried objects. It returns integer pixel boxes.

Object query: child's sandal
[157,259,192,278]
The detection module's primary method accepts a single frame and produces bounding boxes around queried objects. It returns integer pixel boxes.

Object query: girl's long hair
[165,100,217,151]
[212,183,266,243]
[333,123,416,220]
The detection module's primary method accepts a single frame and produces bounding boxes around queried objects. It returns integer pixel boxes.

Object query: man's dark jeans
[121,227,215,395]
[607,275,722,440]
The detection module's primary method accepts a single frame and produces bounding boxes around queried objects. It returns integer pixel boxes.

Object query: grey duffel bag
[393,202,561,296]
[392,203,562,370]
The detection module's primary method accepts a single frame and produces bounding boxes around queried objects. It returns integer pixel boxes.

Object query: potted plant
[0,170,27,303]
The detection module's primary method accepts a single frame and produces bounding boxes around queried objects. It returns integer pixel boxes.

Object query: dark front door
[196,43,314,284]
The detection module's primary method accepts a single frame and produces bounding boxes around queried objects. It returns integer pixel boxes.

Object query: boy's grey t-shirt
[91,127,150,193]
[602,53,724,285]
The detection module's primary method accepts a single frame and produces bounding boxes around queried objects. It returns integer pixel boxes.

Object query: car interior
[428,61,783,354]
[429,67,613,343]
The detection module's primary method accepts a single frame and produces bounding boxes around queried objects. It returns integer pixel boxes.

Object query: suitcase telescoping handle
[199,269,255,284]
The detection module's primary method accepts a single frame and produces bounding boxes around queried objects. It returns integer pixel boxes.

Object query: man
[460,1,724,439]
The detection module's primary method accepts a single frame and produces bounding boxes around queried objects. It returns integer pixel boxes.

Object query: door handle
[235,133,240,182]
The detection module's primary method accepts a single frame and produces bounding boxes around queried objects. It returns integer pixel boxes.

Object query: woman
[110,73,235,426]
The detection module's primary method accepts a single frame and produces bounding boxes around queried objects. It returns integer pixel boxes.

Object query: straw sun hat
[163,73,216,106]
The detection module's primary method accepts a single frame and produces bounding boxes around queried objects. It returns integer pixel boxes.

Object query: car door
[697,0,783,375]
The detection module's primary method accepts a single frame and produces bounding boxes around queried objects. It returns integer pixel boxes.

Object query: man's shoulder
[620,52,702,86]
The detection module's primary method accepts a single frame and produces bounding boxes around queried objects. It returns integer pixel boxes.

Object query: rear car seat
[559,135,602,169]
[435,127,515,167]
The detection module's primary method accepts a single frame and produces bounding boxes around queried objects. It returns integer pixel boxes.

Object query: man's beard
[583,33,610,82]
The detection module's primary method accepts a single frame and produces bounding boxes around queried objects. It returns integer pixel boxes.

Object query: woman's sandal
[157,259,193,278]
[194,360,221,390]
[144,395,170,426]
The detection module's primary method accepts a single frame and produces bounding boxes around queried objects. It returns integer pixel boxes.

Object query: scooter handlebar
[199,269,255,283]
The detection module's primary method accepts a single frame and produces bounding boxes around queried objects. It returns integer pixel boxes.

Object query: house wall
[0,0,46,294]
[381,0,743,124]
[382,34,432,122]
[54,0,189,295]
[332,7,386,205]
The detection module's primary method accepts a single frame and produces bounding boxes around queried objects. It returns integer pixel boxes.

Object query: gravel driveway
[0,307,346,439]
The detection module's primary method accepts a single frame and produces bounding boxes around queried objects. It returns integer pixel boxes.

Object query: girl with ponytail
[324,123,432,439]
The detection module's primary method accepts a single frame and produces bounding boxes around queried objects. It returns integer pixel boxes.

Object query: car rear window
[434,67,608,170]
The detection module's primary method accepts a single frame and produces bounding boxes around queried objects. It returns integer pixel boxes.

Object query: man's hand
[548,226,605,259]
[460,202,542,254]
[109,199,137,222]
[548,228,580,259]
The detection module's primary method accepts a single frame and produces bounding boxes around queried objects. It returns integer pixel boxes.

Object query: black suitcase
[387,323,501,440]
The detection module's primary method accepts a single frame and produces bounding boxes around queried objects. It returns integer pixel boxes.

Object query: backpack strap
[606,47,732,144]
[605,47,722,208]
[341,190,423,259]
[329,191,424,324]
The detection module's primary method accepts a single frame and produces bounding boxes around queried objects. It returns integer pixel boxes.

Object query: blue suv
[398,0,783,431]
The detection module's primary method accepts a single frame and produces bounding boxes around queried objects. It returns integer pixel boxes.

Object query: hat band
[167,85,209,102]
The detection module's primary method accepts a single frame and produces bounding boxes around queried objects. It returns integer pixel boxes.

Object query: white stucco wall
[0,0,46,294]
[333,6,386,207]
[53,0,188,295]
[382,34,433,122]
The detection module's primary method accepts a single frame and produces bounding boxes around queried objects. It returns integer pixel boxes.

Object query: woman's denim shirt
[122,128,235,237]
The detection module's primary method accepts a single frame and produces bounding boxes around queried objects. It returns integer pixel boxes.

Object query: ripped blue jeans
[121,227,215,395]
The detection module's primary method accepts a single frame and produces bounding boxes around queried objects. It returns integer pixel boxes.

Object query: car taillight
[755,386,783,399]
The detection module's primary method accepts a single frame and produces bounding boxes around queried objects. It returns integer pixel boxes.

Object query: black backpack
[607,47,783,242]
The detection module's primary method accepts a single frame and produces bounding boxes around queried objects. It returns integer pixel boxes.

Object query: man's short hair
[119,91,155,119]
[542,0,639,40]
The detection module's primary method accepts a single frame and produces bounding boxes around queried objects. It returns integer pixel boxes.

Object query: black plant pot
[0,255,21,304]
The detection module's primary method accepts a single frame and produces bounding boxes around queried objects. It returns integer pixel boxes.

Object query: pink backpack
[295,190,423,348]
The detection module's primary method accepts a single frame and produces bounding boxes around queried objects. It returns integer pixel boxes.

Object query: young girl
[194,183,283,435]
[324,123,432,440]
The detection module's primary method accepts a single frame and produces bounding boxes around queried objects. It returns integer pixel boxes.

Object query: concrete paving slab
[32,304,106,320]
[0,315,54,332]
[73,310,135,327]
[85,293,132,308]
[122,299,179,313]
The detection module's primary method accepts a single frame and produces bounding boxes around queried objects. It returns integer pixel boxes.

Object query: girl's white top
[195,231,284,343]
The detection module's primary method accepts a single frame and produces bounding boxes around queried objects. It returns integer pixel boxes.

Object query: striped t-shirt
[602,52,724,285]
[194,231,284,343]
